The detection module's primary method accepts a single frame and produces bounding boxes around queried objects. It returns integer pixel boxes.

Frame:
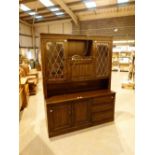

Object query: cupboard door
[47,103,72,132]
[73,99,91,126]
[45,40,67,82]
[95,42,110,78]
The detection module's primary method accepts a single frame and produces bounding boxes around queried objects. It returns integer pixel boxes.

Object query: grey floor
[19,71,134,155]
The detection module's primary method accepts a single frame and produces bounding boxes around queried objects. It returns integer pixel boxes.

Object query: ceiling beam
[79,5,135,21]
[19,0,37,4]
[19,0,81,15]
[19,19,32,26]
[20,1,135,15]
[19,1,135,24]
[29,16,71,24]
[26,15,70,23]
[20,1,135,16]
[19,0,81,5]
[74,1,135,13]
[20,5,59,15]
[52,0,79,25]
[21,11,58,20]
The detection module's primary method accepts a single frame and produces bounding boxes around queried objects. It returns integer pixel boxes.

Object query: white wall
[19,22,32,47]
[34,19,73,48]
[19,20,73,62]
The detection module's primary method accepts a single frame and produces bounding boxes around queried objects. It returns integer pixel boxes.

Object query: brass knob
[50,109,53,112]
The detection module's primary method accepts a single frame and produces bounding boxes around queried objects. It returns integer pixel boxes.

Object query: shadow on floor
[20,135,55,155]
[49,122,114,140]
[115,111,134,122]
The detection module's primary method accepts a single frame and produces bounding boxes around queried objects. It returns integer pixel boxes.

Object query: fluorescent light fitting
[39,0,54,7]
[28,12,36,15]
[20,4,30,11]
[113,40,135,44]
[117,0,129,4]
[35,15,43,19]
[50,7,60,12]
[55,12,64,16]
[84,0,96,9]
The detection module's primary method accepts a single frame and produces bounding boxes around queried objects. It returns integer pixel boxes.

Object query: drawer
[92,110,114,123]
[92,102,113,113]
[93,95,114,104]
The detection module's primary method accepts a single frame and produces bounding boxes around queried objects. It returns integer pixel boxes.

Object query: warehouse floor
[19,71,134,155]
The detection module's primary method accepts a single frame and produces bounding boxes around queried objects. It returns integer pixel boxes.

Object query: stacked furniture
[112,52,119,71]
[19,76,29,110]
[40,34,116,137]
[19,64,38,95]
[119,52,132,72]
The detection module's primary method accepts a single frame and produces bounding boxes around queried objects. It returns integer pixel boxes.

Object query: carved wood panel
[69,57,95,81]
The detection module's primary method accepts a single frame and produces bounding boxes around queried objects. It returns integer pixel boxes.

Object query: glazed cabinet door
[94,41,110,78]
[47,102,72,134]
[73,99,91,126]
[45,40,67,82]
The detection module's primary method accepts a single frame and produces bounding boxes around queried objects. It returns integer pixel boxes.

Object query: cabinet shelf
[46,90,115,104]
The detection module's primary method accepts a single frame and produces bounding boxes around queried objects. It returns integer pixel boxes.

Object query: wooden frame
[40,33,115,137]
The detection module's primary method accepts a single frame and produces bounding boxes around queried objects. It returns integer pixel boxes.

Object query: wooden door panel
[47,103,72,131]
[73,99,91,126]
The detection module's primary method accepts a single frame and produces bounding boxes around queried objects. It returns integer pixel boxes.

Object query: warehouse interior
[19,0,135,155]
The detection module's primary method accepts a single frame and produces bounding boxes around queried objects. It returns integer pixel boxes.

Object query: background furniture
[41,34,116,137]
[20,77,29,109]
[119,52,132,72]
[112,52,119,71]
[122,52,135,89]
[19,64,38,95]
[112,51,134,72]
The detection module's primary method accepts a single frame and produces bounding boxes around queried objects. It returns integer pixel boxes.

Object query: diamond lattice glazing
[96,43,109,77]
[46,42,64,80]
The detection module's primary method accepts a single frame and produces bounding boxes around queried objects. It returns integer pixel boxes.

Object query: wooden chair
[19,63,38,95]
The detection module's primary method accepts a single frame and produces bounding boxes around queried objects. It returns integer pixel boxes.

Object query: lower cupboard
[46,90,115,137]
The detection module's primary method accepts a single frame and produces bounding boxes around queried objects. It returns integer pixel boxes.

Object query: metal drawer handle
[50,109,53,113]
[111,96,114,99]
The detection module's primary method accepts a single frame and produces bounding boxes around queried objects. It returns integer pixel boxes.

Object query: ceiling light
[84,0,96,9]
[39,0,54,7]
[117,0,129,4]
[20,4,30,11]
[35,15,43,19]
[50,7,60,12]
[114,28,118,32]
[28,12,36,15]
[55,12,64,16]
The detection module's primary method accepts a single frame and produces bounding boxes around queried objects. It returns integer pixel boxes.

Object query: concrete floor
[19,71,134,155]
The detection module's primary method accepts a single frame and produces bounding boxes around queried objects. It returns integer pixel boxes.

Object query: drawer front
[93,95,114,104]
[92,110,114,123]
[92,102,114,113]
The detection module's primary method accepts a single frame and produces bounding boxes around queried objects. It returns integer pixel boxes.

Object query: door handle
[50,109,53,113]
